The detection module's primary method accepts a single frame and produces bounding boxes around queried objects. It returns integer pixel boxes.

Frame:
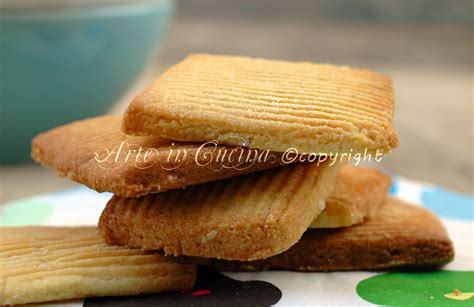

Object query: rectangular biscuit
[99,161,342,261]
[0,227,196,305]
[123,54,399,154]
[203,198,454,271]
[310,165,391,228]
[32,115,284,197]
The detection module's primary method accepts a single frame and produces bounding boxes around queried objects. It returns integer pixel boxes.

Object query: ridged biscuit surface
[0,227,196,305]
[204,198,454,271]
[99,161,342,261]
[32,116,283,197]
[123,54,399,154]
[310,165,391,228]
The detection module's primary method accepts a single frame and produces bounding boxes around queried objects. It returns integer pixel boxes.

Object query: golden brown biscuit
[0,227,196,305]
[123,54,399,154]
[99,161,342,261]
[310,165,391,228]
[32,115,284,197]
[203,198,454,271]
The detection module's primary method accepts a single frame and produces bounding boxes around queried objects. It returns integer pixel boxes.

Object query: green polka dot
[357,270,474,306]
[0,200,53,226]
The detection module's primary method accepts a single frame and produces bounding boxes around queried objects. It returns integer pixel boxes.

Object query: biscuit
[99,160,342,261]
[203,198,454,271]
[32,115,283,197]
[123,54,399,154]
[0,227,196,305]
[310,165,391,228]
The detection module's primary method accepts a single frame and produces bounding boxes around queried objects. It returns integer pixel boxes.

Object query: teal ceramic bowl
[0,0,174,163]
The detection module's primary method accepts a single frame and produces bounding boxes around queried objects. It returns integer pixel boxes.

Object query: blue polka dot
[389,176,399,196]
[421,187,474,221]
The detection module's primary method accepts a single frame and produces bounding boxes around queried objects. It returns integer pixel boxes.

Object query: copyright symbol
[282,148,299,164]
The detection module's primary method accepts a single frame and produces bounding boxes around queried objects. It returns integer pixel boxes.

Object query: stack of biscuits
[1,55,454,305]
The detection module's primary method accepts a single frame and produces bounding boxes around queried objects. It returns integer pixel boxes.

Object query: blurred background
[1,0,472,203]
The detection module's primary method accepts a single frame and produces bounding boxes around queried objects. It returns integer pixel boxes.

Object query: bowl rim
[0,0,174,20]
